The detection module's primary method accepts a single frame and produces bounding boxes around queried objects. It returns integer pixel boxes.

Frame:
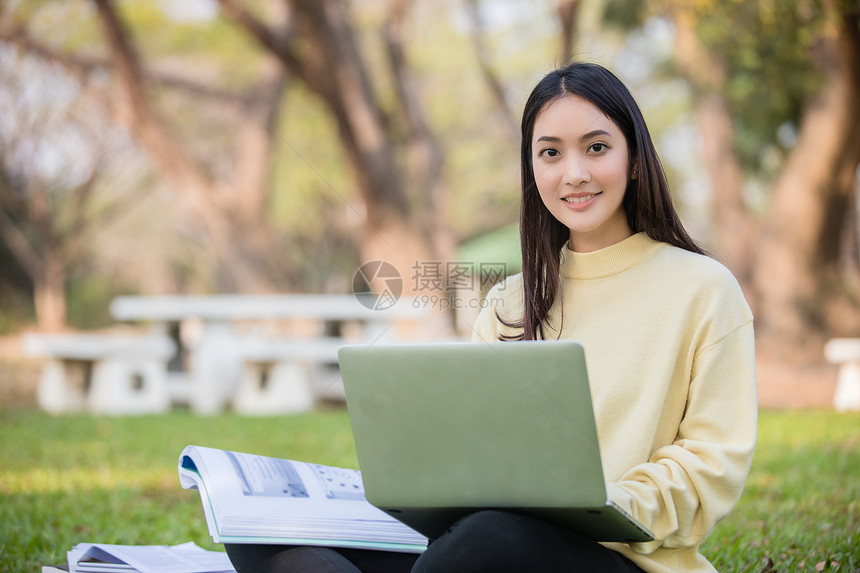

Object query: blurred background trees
[662,0,860,360]
[1,0,859,364]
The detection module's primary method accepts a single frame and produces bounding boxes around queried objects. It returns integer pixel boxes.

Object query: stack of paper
[43,542,235,573]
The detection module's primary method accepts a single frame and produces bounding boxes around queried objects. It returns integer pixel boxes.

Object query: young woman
[226,62,757,573]
[412,63,757,572]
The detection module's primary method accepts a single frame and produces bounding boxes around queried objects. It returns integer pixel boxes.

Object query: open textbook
[178,445,428,553]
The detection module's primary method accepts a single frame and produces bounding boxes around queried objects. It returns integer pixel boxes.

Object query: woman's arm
[607,321,757,553]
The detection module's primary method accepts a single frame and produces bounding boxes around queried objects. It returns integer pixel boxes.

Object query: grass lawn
[0,407,857,572]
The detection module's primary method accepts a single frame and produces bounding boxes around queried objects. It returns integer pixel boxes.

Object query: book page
[68,542,234,573]
[178,445,427,550]
[223,451,364,501]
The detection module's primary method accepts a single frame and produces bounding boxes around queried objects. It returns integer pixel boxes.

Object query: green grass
[0,406,359,572]
[701,411,859,572]
[0,408,857,572]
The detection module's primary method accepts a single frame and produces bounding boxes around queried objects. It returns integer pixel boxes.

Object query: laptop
[337,340,654,543]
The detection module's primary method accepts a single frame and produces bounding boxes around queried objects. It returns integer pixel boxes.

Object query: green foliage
[602,0,828,177]
[116,0,268,89]
[0,244,34,334]
[602,0,649,31]
[0,284,34,335]
[64,275,119,330]
[1,408,857,572]
[7,0,102,53]
[691,0,826,175]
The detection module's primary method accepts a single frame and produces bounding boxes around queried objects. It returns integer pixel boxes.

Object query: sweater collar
[559,232,660,279]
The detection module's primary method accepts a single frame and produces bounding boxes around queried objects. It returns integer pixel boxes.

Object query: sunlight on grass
[1,467,174,494]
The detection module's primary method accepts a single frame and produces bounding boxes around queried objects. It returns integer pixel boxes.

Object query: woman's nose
[562,155,590,186]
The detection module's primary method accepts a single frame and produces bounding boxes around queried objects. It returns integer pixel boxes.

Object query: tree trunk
[673,3,860,361]
[0,183,70,331]
[33,254,67,332]
[672,12,756,285]
[233,55,287,224]
[751,0,860,360]
[557,0,580,63]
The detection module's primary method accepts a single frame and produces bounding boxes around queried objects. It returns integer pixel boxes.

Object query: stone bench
[22,333,175,415]
[823,338,860,412]
[232,336,345,415]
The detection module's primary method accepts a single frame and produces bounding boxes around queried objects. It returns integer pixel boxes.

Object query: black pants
[225,510,646,572]
[224,543,418,573]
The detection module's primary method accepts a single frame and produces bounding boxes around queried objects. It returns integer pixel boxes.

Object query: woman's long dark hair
[503,62,704,341]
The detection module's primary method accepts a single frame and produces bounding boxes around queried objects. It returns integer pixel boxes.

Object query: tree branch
[382,0,420,137]
[216,0,311,88]
[464,0,518,136]
[0,23,97,81]
[381,0,446,238]
[222,0,411,220]
[91,0,221,206]
[0,22,251,107]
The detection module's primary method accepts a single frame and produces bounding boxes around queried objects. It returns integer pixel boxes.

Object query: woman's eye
[589,143,607,153]
[541,148,559,157]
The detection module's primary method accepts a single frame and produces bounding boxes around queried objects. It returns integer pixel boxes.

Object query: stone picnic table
[24,294,426,416]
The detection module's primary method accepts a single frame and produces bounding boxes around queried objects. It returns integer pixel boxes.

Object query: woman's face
[531,95,634,253]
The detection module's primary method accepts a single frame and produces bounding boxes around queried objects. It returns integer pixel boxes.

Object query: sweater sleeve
[470,303,500,343]
[607,320,757,553]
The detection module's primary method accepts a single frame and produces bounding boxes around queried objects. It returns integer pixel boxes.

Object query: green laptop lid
[338,341,608,510]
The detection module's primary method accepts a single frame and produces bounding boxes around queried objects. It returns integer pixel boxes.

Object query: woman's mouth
[562,192,601,204]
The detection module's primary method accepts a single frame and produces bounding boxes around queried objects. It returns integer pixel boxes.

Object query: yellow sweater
[471,232,757,573]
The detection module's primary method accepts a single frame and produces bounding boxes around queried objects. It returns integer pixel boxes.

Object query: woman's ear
[631,159,639,180]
